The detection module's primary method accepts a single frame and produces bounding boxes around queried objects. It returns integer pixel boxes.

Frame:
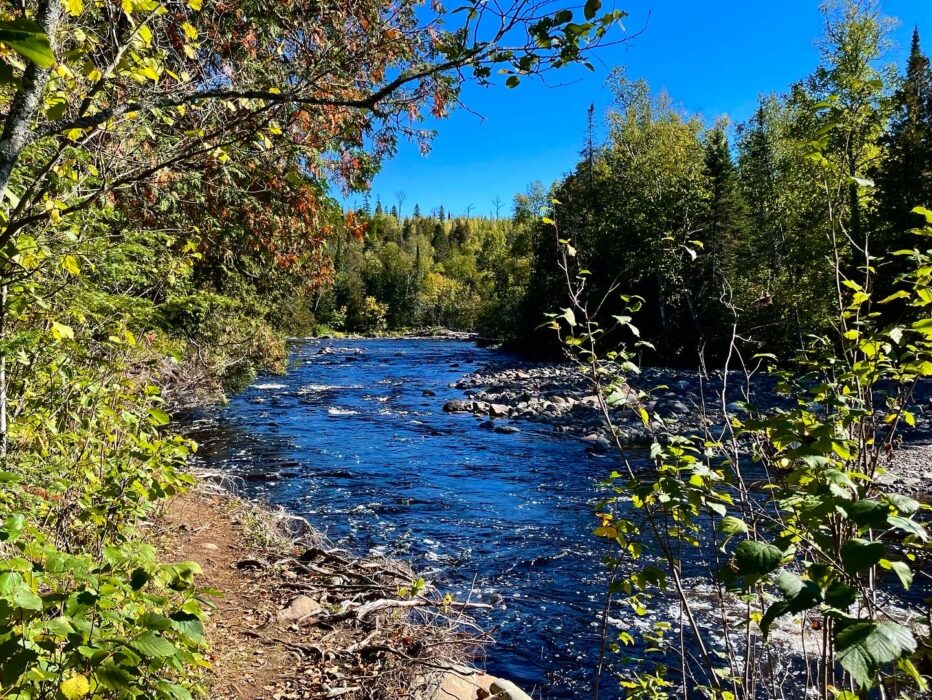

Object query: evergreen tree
[438,205,446,221]
[873,28,932,261]
[696,125,749,354]
[390,205,399,218]
[375,197,384,215]
[413,203,422,218]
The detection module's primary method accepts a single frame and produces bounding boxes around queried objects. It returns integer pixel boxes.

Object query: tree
[492,195,504,218]
[395,191,408,219]
[872,28,932,281]
[806,0,894,255]
[695,123,749,355]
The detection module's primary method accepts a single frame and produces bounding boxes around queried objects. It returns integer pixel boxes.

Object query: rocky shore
[171,473,532,700]
[444,361,932,493]
[444,363,784,448]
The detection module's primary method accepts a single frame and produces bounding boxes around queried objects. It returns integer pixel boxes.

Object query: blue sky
[344,1,932,217]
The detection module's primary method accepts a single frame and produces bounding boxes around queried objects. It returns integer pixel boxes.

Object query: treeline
[338,2,932,365]
[310,206,532,336]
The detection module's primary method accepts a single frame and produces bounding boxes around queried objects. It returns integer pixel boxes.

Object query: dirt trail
[159,491,296,698]
[156,485,513,700]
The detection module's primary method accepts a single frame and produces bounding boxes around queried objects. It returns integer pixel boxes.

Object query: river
[187,338,631,698]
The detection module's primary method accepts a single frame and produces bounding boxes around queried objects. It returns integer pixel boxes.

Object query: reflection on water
[187,338,620,698]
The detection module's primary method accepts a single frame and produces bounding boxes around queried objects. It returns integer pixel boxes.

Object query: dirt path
[158,490,297,698]
[155,485,512,700]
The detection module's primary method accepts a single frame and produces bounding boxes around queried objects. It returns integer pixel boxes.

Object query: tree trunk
[0,0,61,456]
[0,283,7,459]
[0,0,62,197]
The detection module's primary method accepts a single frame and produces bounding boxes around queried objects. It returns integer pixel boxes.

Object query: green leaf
[841,500,888,528]
[92,665,135,691]
[824,581,857,609]
[836,620,916,688]
[836,622,875,687]
[734,540,783,578]
[51,322,75,340]
[505,75,519,88]
[0,19,55,68]
[584,0,602,20]
[131,631,176,658]
[155,681,193,700]
[148,408,170,427]
[883,493,919,515]
[887,515,928,541]
[130,568,151,590]
[718,515,748,536]
[879,559,913,590]
[11,585,43,611]
[62,255,81,275]
[138,612,173,630]
[840,538,884,574]
[760,600,790,637]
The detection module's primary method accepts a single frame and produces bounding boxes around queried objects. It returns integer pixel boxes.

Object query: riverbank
[447,361,932,493]
[159,475,530,699]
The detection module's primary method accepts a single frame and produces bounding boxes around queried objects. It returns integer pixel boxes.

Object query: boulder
[494,425,520,434]
[489,403,510,417]
[443,400,470,413]
[277,594,324,623]
[489,679,534,700]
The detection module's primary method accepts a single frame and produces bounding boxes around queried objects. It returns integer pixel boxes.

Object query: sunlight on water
[188,338,620,699]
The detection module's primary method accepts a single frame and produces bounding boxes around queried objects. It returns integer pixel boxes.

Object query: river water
[187,338,624,698]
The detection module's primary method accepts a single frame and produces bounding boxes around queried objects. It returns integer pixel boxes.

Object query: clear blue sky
[343,0,932,217]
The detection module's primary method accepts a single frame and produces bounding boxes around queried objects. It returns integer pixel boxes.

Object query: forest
[320,9,932,366]
[0,0,929,699]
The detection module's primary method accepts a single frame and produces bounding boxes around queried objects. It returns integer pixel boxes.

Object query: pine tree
[438,205,445,221]
[413,203,421,218]
[702,126,747,285]
[375,197,384,215]
[873,28,932,256]
[692,125,749,356]
[390,205,398,218]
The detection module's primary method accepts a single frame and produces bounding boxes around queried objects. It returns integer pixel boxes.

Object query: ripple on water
[188,338,627,700]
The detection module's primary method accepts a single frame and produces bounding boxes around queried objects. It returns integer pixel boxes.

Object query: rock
[478,420,495,430]
[235,558,266,570]
[422,389,436,397]
[200,542,219,552]
[489,679,534,700]
[726,401,748,414]
[277,595,324,623]
[667,401,689,415]
[494,425,520,434]
[443,400,470,413]
[489,403,510,417]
